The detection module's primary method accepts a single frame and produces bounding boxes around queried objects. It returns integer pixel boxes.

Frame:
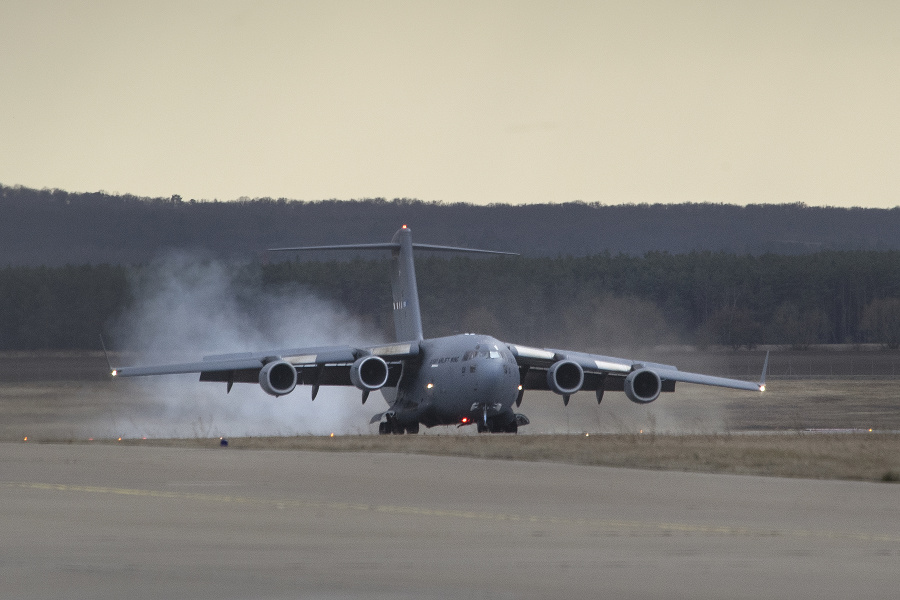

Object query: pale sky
[1,1,898,207]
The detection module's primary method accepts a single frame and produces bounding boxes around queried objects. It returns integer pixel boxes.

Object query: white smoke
[102,253,732,439]
[518,390,727,435]
[110,253,383,438]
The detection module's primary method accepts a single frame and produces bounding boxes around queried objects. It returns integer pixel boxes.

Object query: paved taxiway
[2,443,898,600]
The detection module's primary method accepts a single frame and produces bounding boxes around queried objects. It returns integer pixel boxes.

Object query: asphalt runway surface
[2,443,898,600]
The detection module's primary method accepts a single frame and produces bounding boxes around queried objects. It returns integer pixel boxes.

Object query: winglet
[100,334,116,376]
[758,350,769,392]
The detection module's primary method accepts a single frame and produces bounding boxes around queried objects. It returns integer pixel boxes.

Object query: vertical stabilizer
[390,226,424,341]
[268,226,516,344]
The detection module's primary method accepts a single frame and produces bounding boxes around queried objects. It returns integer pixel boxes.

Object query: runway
[2,443,898,599]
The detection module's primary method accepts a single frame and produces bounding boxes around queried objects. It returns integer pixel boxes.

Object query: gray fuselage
[388,334,520,428]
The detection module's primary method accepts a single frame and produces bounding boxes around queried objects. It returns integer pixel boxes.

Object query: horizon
[4,183,899,211]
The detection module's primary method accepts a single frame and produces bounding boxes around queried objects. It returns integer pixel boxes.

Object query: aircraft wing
[112,342,419,392]
[507,344,765,403]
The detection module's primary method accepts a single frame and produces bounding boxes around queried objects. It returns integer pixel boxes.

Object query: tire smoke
[110,253,381,437]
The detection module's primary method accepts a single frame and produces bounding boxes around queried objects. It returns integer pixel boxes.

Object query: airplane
[111,225,767,434]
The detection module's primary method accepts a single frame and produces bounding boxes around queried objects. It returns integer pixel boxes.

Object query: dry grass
[86,432,900,483]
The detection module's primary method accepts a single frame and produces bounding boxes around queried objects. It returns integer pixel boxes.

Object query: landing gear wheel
[477,417,517,433]
[377,416,419,435]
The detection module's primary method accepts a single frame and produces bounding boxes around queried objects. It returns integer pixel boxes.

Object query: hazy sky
[2,1,898,207]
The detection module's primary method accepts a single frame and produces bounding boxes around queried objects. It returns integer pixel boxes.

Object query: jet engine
[259,360,298,397]
[547,360,584,396]
[624,369,662,404]
[349,356,390,392]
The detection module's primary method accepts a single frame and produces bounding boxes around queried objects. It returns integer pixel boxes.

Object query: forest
[4,183,900,265]
[3,183,900,352]
[2,250,900,352]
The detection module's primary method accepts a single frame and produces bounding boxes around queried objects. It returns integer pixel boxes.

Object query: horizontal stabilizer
[269,242,517,256]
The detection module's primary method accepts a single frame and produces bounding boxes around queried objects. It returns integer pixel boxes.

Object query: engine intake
[624,369,662,404]
[547,360,584,396]
[350,356,389,391]
[259,360,298,397]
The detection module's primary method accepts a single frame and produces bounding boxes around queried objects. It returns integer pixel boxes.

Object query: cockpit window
[464,349,503,361]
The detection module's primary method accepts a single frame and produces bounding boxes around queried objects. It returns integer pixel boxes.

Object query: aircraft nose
[475,357,518,404]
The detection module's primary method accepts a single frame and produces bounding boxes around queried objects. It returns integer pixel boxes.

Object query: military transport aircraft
[111,225,767,434]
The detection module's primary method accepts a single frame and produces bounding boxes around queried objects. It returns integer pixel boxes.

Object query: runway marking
[5,481,900,544]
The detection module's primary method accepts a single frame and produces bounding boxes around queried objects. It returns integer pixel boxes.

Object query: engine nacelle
[547,360,584,396]
[624,369,662,404]
[349,356,389,392]
[259,360,298,397]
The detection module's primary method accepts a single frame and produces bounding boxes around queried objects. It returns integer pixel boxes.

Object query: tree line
[4,183,900,266]
[3,250,900,351]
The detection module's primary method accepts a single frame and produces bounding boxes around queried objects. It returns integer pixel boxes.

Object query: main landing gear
[476,419,520,434]
[378,415,419,435]
[473,407,529,434]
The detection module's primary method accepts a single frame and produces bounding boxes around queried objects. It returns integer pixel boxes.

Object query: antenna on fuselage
[269,225,517,342]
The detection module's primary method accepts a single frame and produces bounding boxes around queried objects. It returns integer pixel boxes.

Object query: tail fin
[390,226,424,341]
[270,225,516,342]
